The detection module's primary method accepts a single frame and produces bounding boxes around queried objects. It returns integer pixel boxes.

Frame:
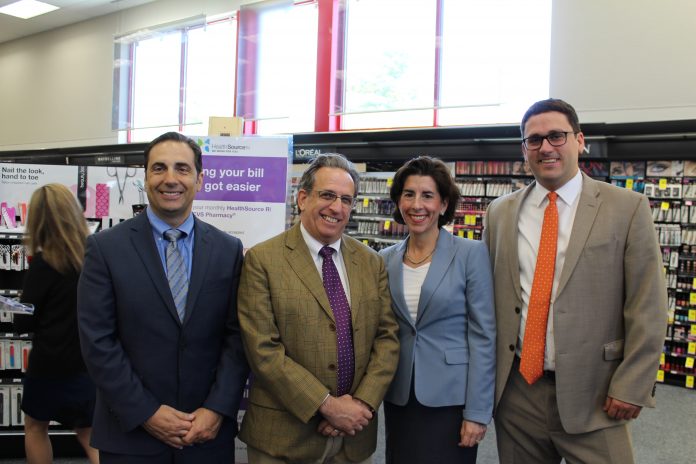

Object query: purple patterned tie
[319,246,355,396]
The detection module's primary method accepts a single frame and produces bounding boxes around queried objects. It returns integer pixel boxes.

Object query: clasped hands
[143,405,223,449]
[317,394,373,438]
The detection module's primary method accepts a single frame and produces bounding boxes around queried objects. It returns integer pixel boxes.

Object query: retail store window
[236,0,318,135]
[337,0,551,130]
[113,15,237,143]
[437,0,551,126]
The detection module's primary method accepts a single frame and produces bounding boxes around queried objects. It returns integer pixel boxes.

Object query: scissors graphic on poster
[107,167,137,204]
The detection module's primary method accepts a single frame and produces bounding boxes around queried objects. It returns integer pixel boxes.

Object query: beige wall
[0,0,695,150]
[551,0,696,123]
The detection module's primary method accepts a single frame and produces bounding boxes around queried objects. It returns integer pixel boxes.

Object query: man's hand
[181,408,223,445]
[317,418,346,437]
[143,405,194,449]
[458,420,486,448]
[318,395,372,436]
[603,396,642,420]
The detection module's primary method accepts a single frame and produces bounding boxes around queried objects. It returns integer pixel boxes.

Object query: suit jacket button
[509,344,515,352]
[515,307,521,314]
[328,363,336,371]
[329,323,336,332]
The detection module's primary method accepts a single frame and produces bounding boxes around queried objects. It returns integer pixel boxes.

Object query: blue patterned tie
[319,246,355,396]
[164,229,188,321]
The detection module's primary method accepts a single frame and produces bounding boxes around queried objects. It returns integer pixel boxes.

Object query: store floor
[0,384,693,463]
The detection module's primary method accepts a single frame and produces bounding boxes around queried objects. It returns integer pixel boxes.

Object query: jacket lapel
[556,174,601,298]
[416,229,455,325]
[506,184,533,302]
[183,217,212,325]
[342,238,363,324]
[285,224,335,321]
[385,240,413,327]
[129,213,181,324]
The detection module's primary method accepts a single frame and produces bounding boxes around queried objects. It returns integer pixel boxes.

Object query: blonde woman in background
[13,184,99,464]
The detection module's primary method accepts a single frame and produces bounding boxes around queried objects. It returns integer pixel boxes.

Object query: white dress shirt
[300,223,351,304]
[517,170,582,371]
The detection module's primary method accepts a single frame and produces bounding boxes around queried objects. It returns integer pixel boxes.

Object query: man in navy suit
[78,132,249,463]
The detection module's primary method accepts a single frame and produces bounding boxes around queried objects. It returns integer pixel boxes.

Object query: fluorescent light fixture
[0,0,60,19]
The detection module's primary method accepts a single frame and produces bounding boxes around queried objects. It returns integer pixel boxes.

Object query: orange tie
[520,191,558,385]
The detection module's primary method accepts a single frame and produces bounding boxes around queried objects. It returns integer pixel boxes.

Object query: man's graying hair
[298,153,360,196]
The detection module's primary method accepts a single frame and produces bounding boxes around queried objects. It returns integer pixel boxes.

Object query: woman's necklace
[405,244,436,265]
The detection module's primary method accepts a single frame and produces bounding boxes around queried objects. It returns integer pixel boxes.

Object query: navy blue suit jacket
[77,211,249,456]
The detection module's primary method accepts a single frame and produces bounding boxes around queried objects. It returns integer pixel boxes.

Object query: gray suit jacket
[380,229,495,424]
[483,173,667,434]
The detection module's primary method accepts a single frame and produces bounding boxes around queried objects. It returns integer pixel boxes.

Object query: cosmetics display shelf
[0,230,28,431]
[644,165,696,390]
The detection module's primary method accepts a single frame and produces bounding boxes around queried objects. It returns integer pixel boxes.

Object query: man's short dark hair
[520,98,581,136]
[144,132,203,174]
[390,156,460,228]
[298,153,360,197]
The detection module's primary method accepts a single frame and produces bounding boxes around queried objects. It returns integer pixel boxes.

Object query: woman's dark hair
[390,156,460,228]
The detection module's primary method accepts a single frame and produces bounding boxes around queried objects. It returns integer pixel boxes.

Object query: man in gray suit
[483,99,667,463]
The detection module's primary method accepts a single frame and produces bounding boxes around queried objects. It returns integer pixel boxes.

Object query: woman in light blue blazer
[379,157,496,464]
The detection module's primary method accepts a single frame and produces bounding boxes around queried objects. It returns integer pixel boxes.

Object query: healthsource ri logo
[197,138,211,152]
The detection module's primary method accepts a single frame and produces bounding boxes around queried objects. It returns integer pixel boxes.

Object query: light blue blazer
[380,229,495,424]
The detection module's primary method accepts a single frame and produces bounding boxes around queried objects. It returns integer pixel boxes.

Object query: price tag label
[362,240,369,245]
[660,352,665,365]
[690,293,696,305]
[686,357,695,369]
[659,178,668,190]
[692,324,696,337]
[384,220,391,231]
[386,178,393,187]
[687,376,694,389]
[467,230,474,240]
[692,277,696,289]
[626,178,634,190]
[690,309,696,322]
[458,230,464,238]
[363,198,369,207]
[656,370,664,382]
[689,342,696,355]
[661,202,670,211]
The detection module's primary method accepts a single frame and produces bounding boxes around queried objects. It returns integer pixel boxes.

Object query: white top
[402,261,430,322]
[300,223,351,304]
[517,170,582,371]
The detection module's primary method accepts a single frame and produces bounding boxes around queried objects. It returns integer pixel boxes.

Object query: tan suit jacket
[238,223,399,463]
[483,174,667,434]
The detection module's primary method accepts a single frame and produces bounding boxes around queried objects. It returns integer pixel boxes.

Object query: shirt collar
[300,222,342,257]
[146,207,195,238]
[531,170,583,207]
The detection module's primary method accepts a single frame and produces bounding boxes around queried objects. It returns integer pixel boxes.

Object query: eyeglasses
[313,190,357,208]
[522,131,578,150]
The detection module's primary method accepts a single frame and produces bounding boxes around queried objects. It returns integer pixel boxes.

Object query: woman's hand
[458,420,487,448]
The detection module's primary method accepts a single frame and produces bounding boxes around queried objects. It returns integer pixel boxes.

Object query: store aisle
[0,384,693,463]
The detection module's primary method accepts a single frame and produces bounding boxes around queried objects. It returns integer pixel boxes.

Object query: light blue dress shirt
[146,207,195,281]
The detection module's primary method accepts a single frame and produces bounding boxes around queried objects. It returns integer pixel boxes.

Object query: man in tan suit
[238,153,399,463]
[483,99,667,463]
